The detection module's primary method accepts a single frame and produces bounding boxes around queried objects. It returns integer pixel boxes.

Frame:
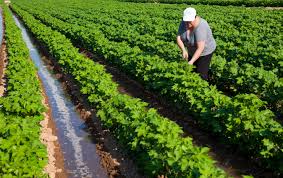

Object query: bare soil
[0,38,7,97]
[0,10,7,97]
[39,77,67,178]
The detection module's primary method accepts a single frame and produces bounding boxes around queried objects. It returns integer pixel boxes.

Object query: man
[177,7,216,81]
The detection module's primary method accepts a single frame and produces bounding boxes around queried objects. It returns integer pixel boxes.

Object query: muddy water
[13,14,108,178]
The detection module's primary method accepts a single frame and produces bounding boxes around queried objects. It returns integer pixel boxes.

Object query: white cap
[183,7,196,21]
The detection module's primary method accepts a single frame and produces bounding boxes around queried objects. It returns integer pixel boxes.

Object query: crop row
[15,0,283,115]
[11,2,283,172]
[11,5,232,177]
[120,0,283,7]
[22,3,283,115]
[22,0,283,76]
[0,5,47,177]
[52,0,283,75]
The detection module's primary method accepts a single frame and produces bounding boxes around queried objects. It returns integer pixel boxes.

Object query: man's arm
[188,40,205,65]
[177,35,188,60]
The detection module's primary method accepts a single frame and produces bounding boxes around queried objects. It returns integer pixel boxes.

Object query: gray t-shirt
[178,18,216,56]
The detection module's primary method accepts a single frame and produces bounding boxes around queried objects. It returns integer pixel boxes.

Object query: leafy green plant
[12,2,283,172]
[18,0,283,116]
[0,5,47,177]
[119,0,283,7]
[11,6,230,177]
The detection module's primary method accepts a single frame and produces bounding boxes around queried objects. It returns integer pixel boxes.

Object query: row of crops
[14,0,283,117]
[7,3,233,178]
[0,0,280,176]
[120,0,283,7]
[0,5,48,177]
[11,0,283,175]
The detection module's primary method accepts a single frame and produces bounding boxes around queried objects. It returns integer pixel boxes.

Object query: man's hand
[182,50,188,60]
[188,60,194,65]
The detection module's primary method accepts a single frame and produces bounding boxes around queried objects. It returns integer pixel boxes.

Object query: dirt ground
[0,40,6,97]
[0,11,7,97]
[39,80,67,178]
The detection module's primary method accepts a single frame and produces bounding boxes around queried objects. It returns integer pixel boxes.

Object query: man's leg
[194,53,213,81]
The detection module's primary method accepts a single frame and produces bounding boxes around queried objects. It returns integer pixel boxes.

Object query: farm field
[121,0,283,7]
[0,0,282,177]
